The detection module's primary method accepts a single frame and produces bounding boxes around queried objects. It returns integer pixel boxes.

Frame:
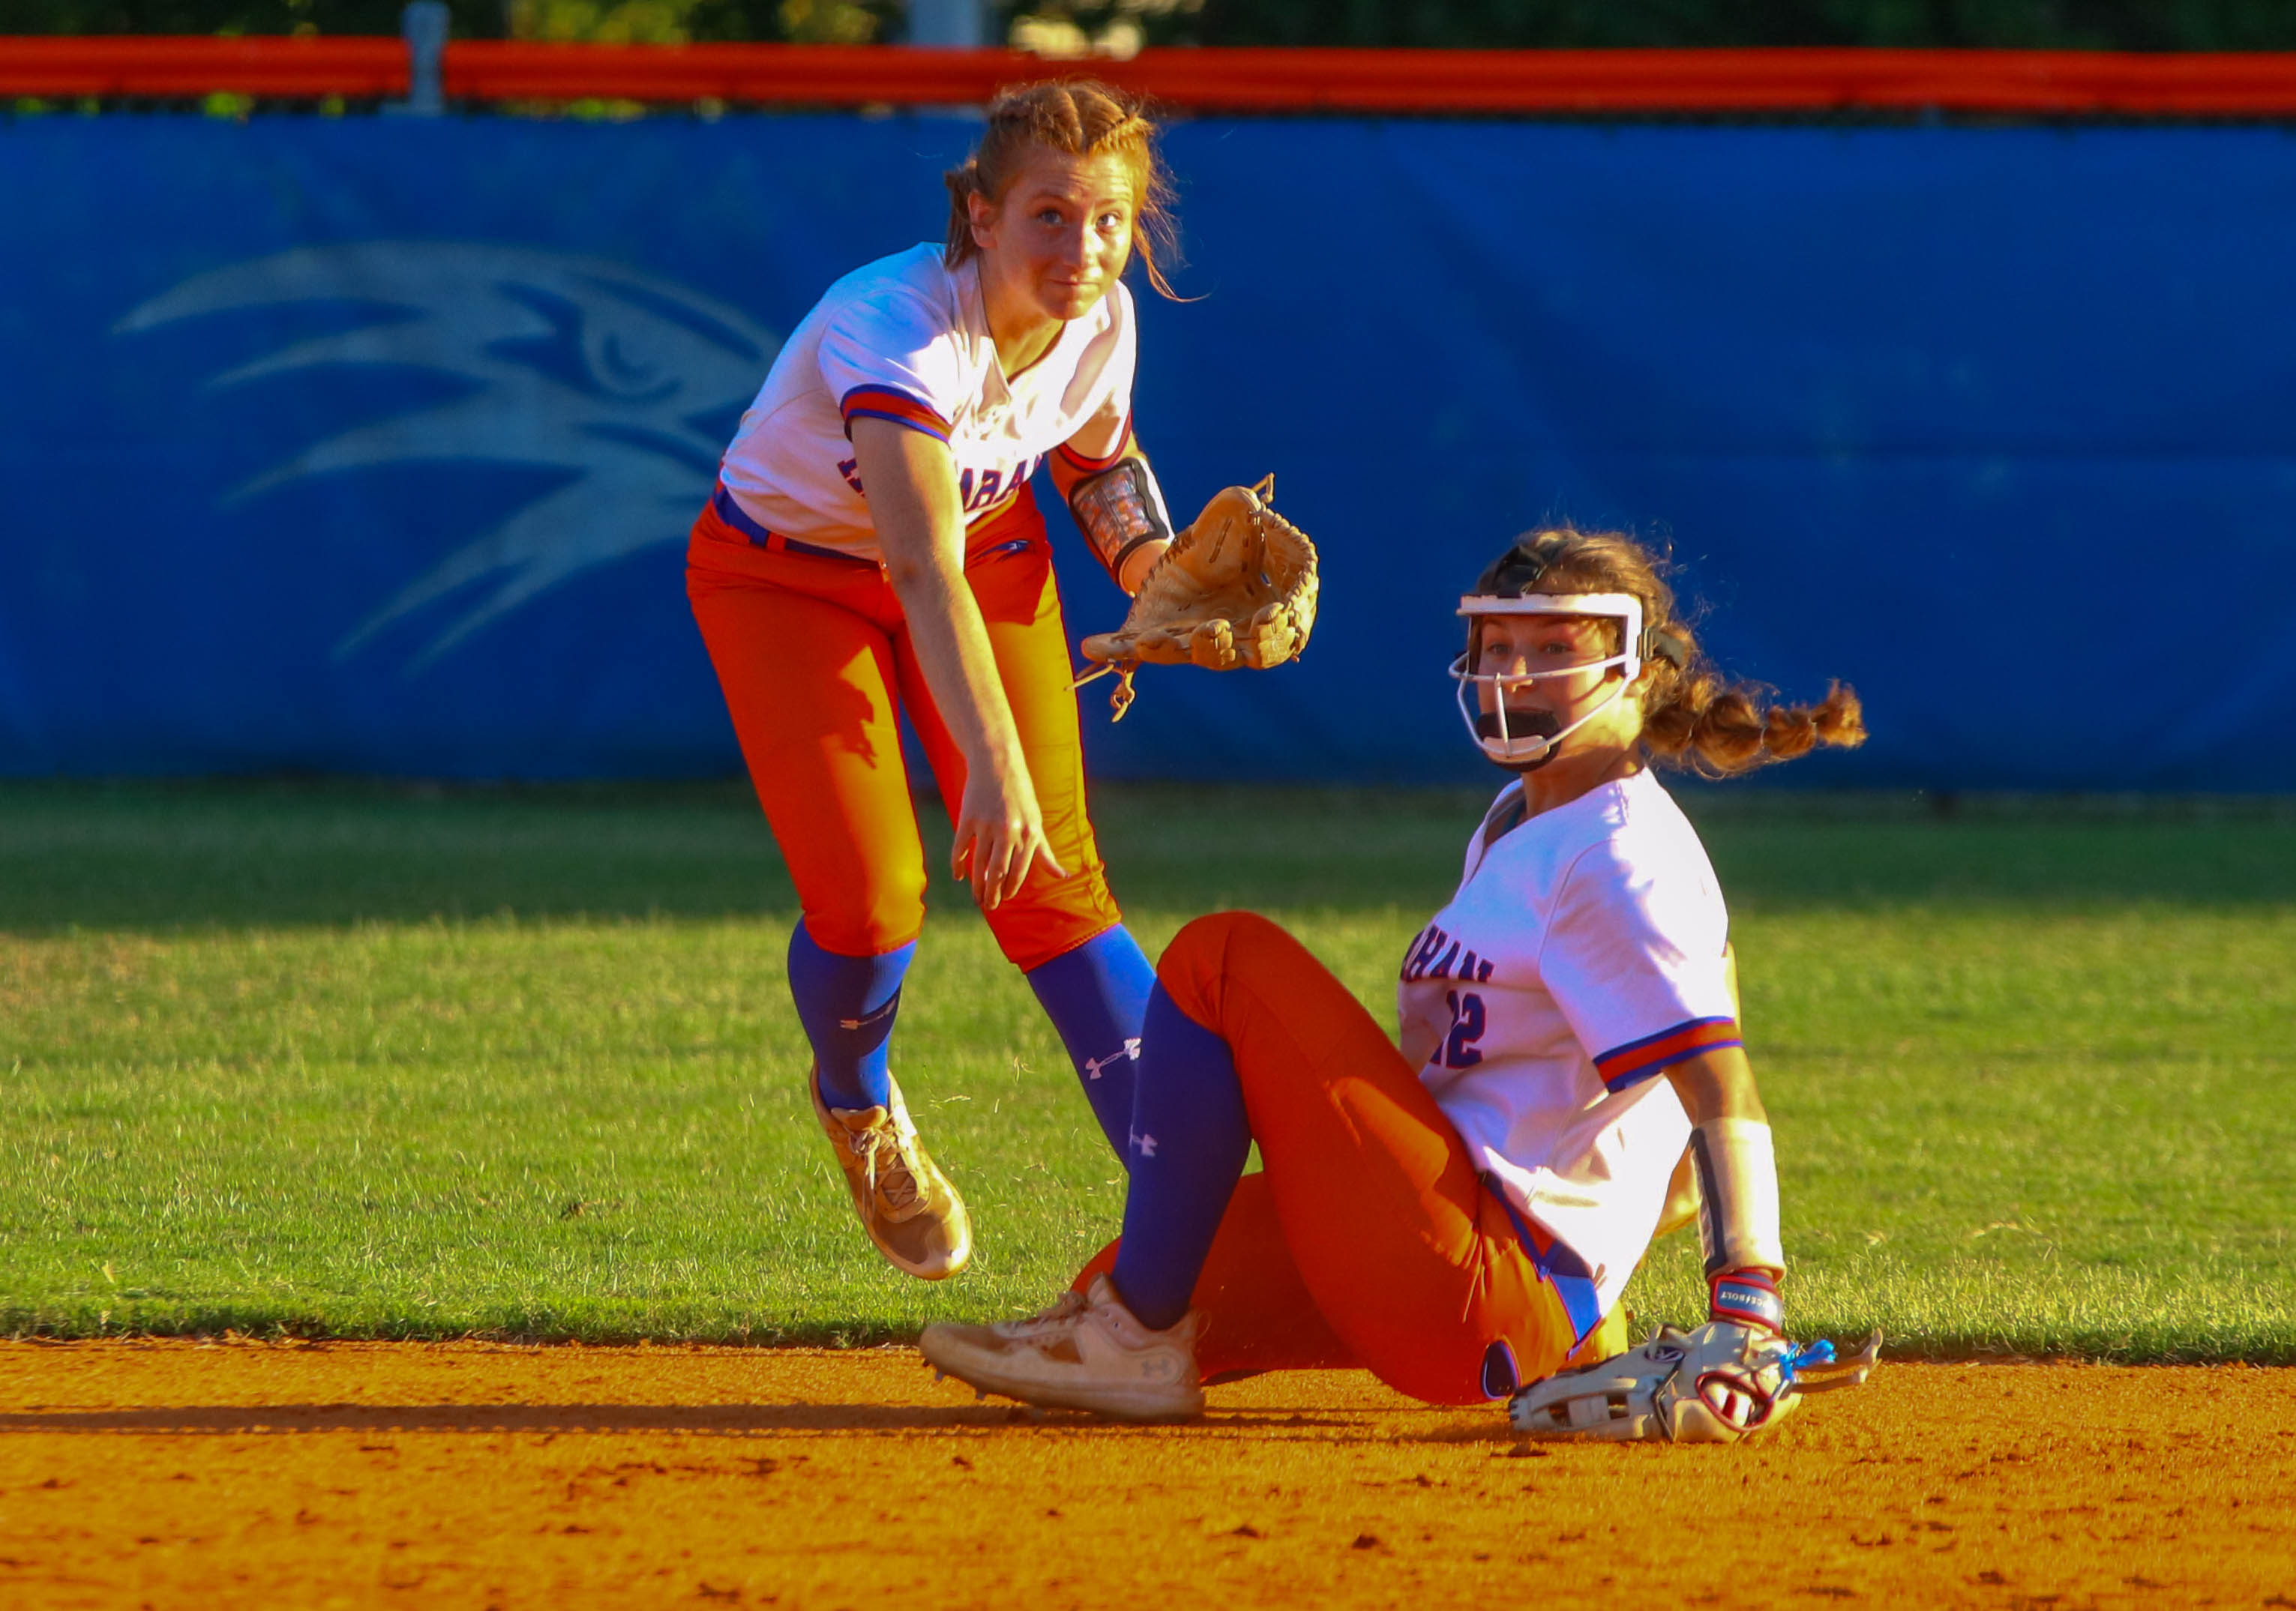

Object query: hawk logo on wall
[117,244,781,669]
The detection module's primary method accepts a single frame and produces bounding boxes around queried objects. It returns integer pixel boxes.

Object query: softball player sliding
[687,82,1206,1280]
[922,527,1874,1433]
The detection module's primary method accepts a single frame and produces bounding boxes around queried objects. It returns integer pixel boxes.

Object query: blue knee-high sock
[1024,925,1155,1159]
[1108,983,1254,1331]
[787,924,914,1111]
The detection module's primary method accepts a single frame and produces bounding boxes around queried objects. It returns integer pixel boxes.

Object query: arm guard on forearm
[1066,457,1173,592]
[1689,1116,1788,1330]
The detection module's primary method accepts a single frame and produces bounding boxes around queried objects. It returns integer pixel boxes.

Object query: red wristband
[1710,1268,1785,1334]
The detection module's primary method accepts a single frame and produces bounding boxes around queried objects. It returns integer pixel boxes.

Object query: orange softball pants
[685,484,1122,969]
[1075,912,1630,1405]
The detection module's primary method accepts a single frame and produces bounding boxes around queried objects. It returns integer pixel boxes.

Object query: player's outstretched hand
[950,760,1065,912]
[1508,1322,1881,1445]
[1079,478,1318,716]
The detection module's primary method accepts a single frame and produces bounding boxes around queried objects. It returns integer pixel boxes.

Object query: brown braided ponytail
[1475,527,1866,778]
[943,79,1182,299]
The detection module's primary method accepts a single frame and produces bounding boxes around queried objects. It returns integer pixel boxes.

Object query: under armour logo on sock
[836,993,904,1033]
[1084,1038,1142,1081]
[1129,1127,1158,1158]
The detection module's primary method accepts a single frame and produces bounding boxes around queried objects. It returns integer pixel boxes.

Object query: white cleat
[918,1274,1204,1424]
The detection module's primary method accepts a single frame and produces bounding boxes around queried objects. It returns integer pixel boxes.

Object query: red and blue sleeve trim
[839,385,951,443]
[1053,412,1134,474]
[1593,1016,1742,1092]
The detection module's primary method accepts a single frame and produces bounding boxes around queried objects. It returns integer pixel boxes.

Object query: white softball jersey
[1398,766,1741,1324]
[716,244,1136,557]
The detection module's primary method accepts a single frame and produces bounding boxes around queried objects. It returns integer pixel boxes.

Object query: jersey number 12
[1441,990,1486,1069]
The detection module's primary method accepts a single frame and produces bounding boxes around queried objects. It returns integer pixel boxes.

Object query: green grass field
[3,780,2292,1361]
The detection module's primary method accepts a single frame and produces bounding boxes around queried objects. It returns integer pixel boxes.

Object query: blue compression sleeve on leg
[787,923,913,1111]
[1024,925,1154,1159]
[1108,982,1254,1332]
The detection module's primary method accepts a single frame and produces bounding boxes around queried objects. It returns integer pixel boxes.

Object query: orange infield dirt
[1,1342,2292,1610]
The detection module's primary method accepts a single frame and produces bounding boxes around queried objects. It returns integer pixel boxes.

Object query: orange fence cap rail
[2,35,406,98]
[10,40,2296,113]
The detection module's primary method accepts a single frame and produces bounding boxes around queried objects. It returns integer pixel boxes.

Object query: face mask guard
[1450,591,1647,768]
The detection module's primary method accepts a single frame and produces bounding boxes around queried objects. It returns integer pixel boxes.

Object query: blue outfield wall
[5,114,2296,789]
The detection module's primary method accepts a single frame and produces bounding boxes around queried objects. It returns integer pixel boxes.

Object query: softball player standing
[688,82,1198,1280]
[922,527,1870,1428]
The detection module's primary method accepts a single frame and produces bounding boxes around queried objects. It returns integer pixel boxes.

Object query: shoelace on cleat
[1016,1292,1094,1361]
[993,1290,1089,1342]
[843,1118,922,1214]
[1027,1290,1090,1327]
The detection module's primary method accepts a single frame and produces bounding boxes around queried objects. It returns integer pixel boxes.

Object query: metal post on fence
[907,0,988,48]
[393,0,449,115]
